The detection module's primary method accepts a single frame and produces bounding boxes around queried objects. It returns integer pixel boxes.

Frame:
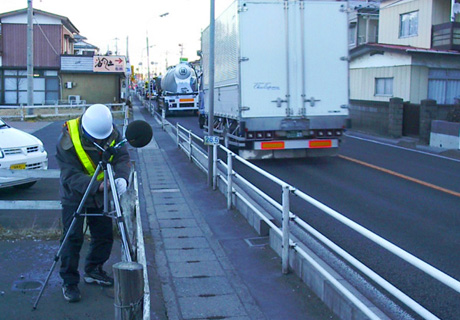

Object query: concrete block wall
[420,99,438,144]
[388,98,404,138]
[349,100,389,136]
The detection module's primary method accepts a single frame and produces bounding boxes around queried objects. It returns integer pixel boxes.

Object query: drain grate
[244,236,269,247]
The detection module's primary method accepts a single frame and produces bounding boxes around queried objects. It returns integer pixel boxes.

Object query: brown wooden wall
[2,24,62,68]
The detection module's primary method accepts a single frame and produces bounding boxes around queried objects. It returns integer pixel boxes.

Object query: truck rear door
[239,1,288,119]
[239,0,349,119]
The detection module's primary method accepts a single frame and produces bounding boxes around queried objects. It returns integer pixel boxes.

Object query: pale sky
[0,0,234,75]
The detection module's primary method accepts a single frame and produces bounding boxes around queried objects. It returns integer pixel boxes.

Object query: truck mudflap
[253,139,339,150]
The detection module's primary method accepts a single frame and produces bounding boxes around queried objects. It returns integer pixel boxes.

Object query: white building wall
[379,0,433,48]
[350,51,414,101]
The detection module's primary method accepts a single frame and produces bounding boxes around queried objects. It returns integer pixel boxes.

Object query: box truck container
[201,0,349,159]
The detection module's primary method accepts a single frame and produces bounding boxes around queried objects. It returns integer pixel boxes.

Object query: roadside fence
[0,103,127,121]
[151,104,460,320]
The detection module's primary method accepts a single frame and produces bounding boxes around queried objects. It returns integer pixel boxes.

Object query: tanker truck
[200,0,350,159]
[159,62,199,115]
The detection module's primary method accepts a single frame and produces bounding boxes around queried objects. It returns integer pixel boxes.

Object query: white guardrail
[151,106,460,320]
[0,103,126,121]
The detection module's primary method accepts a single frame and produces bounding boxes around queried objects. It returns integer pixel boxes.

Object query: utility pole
[146,32,151,107]
[178,43,184,58]
[27,0,34,108]
[125,36,130,102]
[114,37,119,55]
[207,0,215,187]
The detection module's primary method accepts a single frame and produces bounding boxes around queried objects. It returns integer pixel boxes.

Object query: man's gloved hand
[115,178,127,196]
[103,146,118,162]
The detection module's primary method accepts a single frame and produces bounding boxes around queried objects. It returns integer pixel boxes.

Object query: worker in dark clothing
[55,104,131,303]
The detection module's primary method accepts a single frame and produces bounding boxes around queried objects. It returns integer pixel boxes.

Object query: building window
[2,70,59,105]
[428,69,460,104]
[400,11,418,38]
[349,22,357,46]
[375,77,393,96]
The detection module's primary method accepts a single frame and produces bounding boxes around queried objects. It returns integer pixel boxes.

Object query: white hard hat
[81,104,113,140]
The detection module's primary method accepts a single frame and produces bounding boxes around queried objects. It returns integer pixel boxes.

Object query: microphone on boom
[125,120,153,148]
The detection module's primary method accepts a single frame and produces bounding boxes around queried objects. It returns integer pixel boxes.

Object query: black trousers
[59,205,113,285]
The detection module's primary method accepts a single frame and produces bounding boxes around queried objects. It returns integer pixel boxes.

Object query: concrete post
[388,98,404,138]
[420,99,438,144]
[113,261,144,320]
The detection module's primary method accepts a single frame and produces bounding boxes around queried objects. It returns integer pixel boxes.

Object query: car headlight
[38,143,45,153]
[0,148,4,159]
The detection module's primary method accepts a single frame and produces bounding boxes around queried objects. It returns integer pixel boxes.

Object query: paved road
[164,112,460,320]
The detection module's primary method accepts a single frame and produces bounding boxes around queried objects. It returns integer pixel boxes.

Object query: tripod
[33,159,134,310]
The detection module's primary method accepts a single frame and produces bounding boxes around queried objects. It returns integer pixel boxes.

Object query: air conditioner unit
[68,95,81,104]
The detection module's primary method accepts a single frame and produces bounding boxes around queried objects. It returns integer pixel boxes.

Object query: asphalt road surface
[165,112,460,320]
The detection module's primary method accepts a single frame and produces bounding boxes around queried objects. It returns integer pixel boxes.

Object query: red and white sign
[93,56,126,73]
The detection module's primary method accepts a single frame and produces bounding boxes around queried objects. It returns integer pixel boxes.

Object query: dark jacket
[56,119,131,207]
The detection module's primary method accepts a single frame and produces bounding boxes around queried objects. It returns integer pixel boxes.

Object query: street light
[145,12,169,109]
[178,43,184,58]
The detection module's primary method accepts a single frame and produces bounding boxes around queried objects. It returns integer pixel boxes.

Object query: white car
[0,118,48,189]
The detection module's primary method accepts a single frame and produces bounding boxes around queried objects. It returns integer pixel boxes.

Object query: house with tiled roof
[0,8,126,105]
[349,0,460,137]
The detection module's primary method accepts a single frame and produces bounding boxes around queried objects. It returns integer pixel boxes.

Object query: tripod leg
[107,164,133,262]
[34,164,104,309]
[33,216,80,310]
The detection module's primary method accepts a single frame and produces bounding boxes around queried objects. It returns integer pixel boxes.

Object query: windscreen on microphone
[125,120,153,148]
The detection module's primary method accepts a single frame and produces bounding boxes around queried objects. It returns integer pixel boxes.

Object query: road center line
[339,155,460,198]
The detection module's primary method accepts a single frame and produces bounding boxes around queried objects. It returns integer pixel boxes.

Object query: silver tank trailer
[161,63,197,94]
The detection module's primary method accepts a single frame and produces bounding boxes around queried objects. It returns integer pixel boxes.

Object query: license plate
[10,163,26,170]
[287,131,302,138]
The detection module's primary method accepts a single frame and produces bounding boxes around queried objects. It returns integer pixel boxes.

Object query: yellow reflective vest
[67,118,115,181]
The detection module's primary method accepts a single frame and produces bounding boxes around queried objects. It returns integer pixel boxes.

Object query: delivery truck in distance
[200,0,350,159]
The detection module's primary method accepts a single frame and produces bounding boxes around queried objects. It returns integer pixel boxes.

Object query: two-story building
[349,0,460,136]
[0,8,126,105]
[350,0,460,105]
[349,0,380,49]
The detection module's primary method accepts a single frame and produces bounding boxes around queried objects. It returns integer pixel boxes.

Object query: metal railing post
[176,123,180,148]
[162,108,166,130]
[282,184,290,274]
[188,130,193,161]
[227,152,234,209]
[20,104,24,121]
[212,144,218,190]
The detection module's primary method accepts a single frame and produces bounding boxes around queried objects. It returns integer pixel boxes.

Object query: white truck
[201,0,350,159]
[160,62,199,114]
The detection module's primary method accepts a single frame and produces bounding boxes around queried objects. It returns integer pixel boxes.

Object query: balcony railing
[432,21,460,51]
